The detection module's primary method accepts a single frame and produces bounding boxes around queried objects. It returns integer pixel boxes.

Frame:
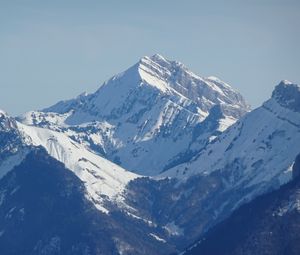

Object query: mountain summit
[272,80,300,111]
[22,55,249,175]
[44,54,249,122]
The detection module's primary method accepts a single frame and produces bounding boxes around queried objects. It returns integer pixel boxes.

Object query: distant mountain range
[0,55,299,254]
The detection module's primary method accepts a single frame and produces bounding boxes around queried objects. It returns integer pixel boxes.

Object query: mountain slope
[15,78,300,252]
[0,148,175,255]
[0,113,178,254]
[164,80,300,198]
[16,122,139,214]
[19,54,249,175]
[120,81,300,250]
[0,108,139,214]
[183,163,300,255]
[0,110,29,180]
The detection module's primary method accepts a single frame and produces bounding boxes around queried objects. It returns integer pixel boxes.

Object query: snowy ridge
[163,81,300,199]
[22,54,249,175]
[17,122,139,214]
[19,111,71,129]
[0,109,8,117]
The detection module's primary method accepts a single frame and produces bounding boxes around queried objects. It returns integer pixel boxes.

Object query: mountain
[1,54,300,254]
[19,54,249,175]
[0,110,29,180]
[164,80,300,199]
[0,112,180,254]
[16,121,138,214]
[0,148,175,255]
[183,162,300,255]
[120,80,300,250]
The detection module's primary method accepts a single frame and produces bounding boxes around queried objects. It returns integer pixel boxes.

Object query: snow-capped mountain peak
[0,110,18,130]
[272,80,300,111]
[136,54,249,112]
[42,54,249,120]
[0,109,7,117]
[22,55,249,175]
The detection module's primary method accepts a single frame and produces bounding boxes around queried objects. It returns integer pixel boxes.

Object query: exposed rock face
[272,80,300,112]
[0,110,24,161]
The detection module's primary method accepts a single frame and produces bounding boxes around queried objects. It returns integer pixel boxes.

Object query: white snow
[18,111,71,128]
[124,211,155,227]
[217,115,238,132]
[149,233,166,243]
[17,122,140,213]
[163,221,184,236]
[0,109,8,116]
[275,190,300,216]
[114,238,134,255]
[36,54,248,176]
[162,96,300,206]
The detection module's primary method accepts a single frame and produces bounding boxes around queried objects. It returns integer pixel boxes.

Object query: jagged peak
[139,54,187,72]
[0,109,8,117]
[279,79,294,86]
[272,80,300,111]
[43,54,249,118]
[0,109,18,130]
[140,54,169,63]
[76,91,89,99]
[137,54,223,94]
[147,54,168,63]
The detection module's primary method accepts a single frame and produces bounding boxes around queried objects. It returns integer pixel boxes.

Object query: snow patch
[149,233,166,243]
[163,221,183,236]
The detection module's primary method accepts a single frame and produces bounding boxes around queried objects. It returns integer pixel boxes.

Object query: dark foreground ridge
[183,159,300,255]
[0,148,174,255]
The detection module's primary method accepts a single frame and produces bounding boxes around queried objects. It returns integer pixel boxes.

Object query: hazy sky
[1,0,299,115]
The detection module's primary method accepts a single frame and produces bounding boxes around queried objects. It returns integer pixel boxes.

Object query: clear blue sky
[1,0,299,115]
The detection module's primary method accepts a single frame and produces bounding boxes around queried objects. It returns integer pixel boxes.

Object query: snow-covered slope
[20,54,249,175]
[164,80,300,201]
[16,123,139,213]
[115,81,300,250]
[1,109,139,214]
